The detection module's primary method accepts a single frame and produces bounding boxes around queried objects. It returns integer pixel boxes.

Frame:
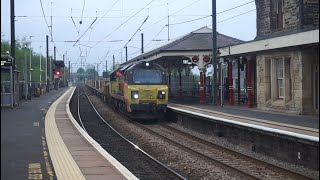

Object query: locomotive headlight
[131,91,139,99]
[157,91,166,99]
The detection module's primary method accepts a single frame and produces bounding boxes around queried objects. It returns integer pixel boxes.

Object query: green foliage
[77,68,85,74]
[1,38,50,83]
[86,68,97,79]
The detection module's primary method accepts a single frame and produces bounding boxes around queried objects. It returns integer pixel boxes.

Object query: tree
[1,37,47,83]
[77,68,86,81]
[86,68,97,80]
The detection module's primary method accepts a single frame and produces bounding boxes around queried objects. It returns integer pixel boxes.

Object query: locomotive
[87,61,168,120]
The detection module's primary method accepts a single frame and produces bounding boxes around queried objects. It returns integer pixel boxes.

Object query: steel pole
[10,0,16,105]
[221,62,223,107]
[40,46,42,86]
[24,46,28,100]
[141,33,144,54]
[63,54,65,86]
[125,46,127,62]
[46,35,49,92]
[211,0,217,105]
[29,40,32,87]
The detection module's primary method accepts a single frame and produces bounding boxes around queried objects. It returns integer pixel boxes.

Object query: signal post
[187,55,211,104]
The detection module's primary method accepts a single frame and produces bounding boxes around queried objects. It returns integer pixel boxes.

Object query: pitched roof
[124,26,244,64]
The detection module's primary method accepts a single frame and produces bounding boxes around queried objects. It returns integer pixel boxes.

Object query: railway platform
[1,86,138,180]
[169,97,319,139]
[1,87,68,180]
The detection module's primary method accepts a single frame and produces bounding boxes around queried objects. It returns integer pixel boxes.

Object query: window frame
[276,58,285,98]
[271,0,284,31]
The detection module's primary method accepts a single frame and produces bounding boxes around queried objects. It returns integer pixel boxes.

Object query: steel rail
[81,85,187,180]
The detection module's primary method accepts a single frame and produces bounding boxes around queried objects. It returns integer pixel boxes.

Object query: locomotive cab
[107,61,168,119]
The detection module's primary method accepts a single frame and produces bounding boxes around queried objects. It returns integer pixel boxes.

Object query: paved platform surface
[45,87,136,180]
[1,88,68,180]
[169,97,319,130]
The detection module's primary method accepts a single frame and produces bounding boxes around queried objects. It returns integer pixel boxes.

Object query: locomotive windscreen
[133,69,162,84]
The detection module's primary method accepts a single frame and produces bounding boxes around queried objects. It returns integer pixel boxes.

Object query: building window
[271,0,284,31]
[277,58,284,98]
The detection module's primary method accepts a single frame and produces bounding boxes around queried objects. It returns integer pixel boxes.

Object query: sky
[1,0,256,75]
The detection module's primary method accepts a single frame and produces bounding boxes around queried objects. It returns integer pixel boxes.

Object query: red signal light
[116,71,122,76]
[56,71,60,75]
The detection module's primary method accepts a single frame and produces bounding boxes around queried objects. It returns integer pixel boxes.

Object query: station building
[220,0,319,115]
[121,0,319,115]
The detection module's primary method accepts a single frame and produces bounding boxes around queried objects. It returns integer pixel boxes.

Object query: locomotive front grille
[140,90,156,100]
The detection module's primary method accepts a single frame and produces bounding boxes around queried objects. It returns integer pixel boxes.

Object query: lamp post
[219,57,224,107]
[24,45,28,100]
[40,46,42,86]
[216,50,221,104]
[29,36,33,87]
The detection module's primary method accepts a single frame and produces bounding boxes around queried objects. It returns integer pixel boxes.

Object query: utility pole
[63,54,65,86]
[10,0,16,104]
[68,61,70,86]
[29,36,33,87]
[40,46,42,86]
[10,0,15,68]
[54,46,56,62]
[46,35,49,92]
[141,33,144,54]
[167,3,169,41]
[106,60,108,75]
[113,55,115,71]
[50,1,53,42]
[24,45,28,100]
[53,46,56,90]
[50,57,52,80]
[97,64,99,79]
[125,46,128,62]
[211,0,217,105]
[94,66,96,81]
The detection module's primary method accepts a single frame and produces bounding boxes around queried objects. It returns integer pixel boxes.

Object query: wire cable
[73,16,98,46]
[217,0,254,15]
[169,15,211,26]
[217,9,256,24]
[123,16,149,48]
[92,0,121,29]
[141,0,201,31]
[92,0,156,48]
[39,0,52,35]
[145,25,166,48]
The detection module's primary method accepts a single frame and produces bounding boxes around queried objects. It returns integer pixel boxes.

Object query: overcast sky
[1,0,256,74]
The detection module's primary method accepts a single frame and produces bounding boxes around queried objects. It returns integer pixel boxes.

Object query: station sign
[1,58,13,66]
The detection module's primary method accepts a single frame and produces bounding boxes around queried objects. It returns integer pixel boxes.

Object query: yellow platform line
[45,87,85,180]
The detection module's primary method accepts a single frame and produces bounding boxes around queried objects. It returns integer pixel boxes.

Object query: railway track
[133,122,315,180]
[84,84,316,180]
[73,85,187,180]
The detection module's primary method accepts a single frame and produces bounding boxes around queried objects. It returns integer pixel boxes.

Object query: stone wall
[301,46,319,114]
[303,0,319,28]
[255,0,319,39]
[256,45,319,114]
[255,0,271,37]
[256,48,304,114]
[283,0,300,31]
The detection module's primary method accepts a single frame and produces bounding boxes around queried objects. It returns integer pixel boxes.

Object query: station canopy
[122,27,244,69]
